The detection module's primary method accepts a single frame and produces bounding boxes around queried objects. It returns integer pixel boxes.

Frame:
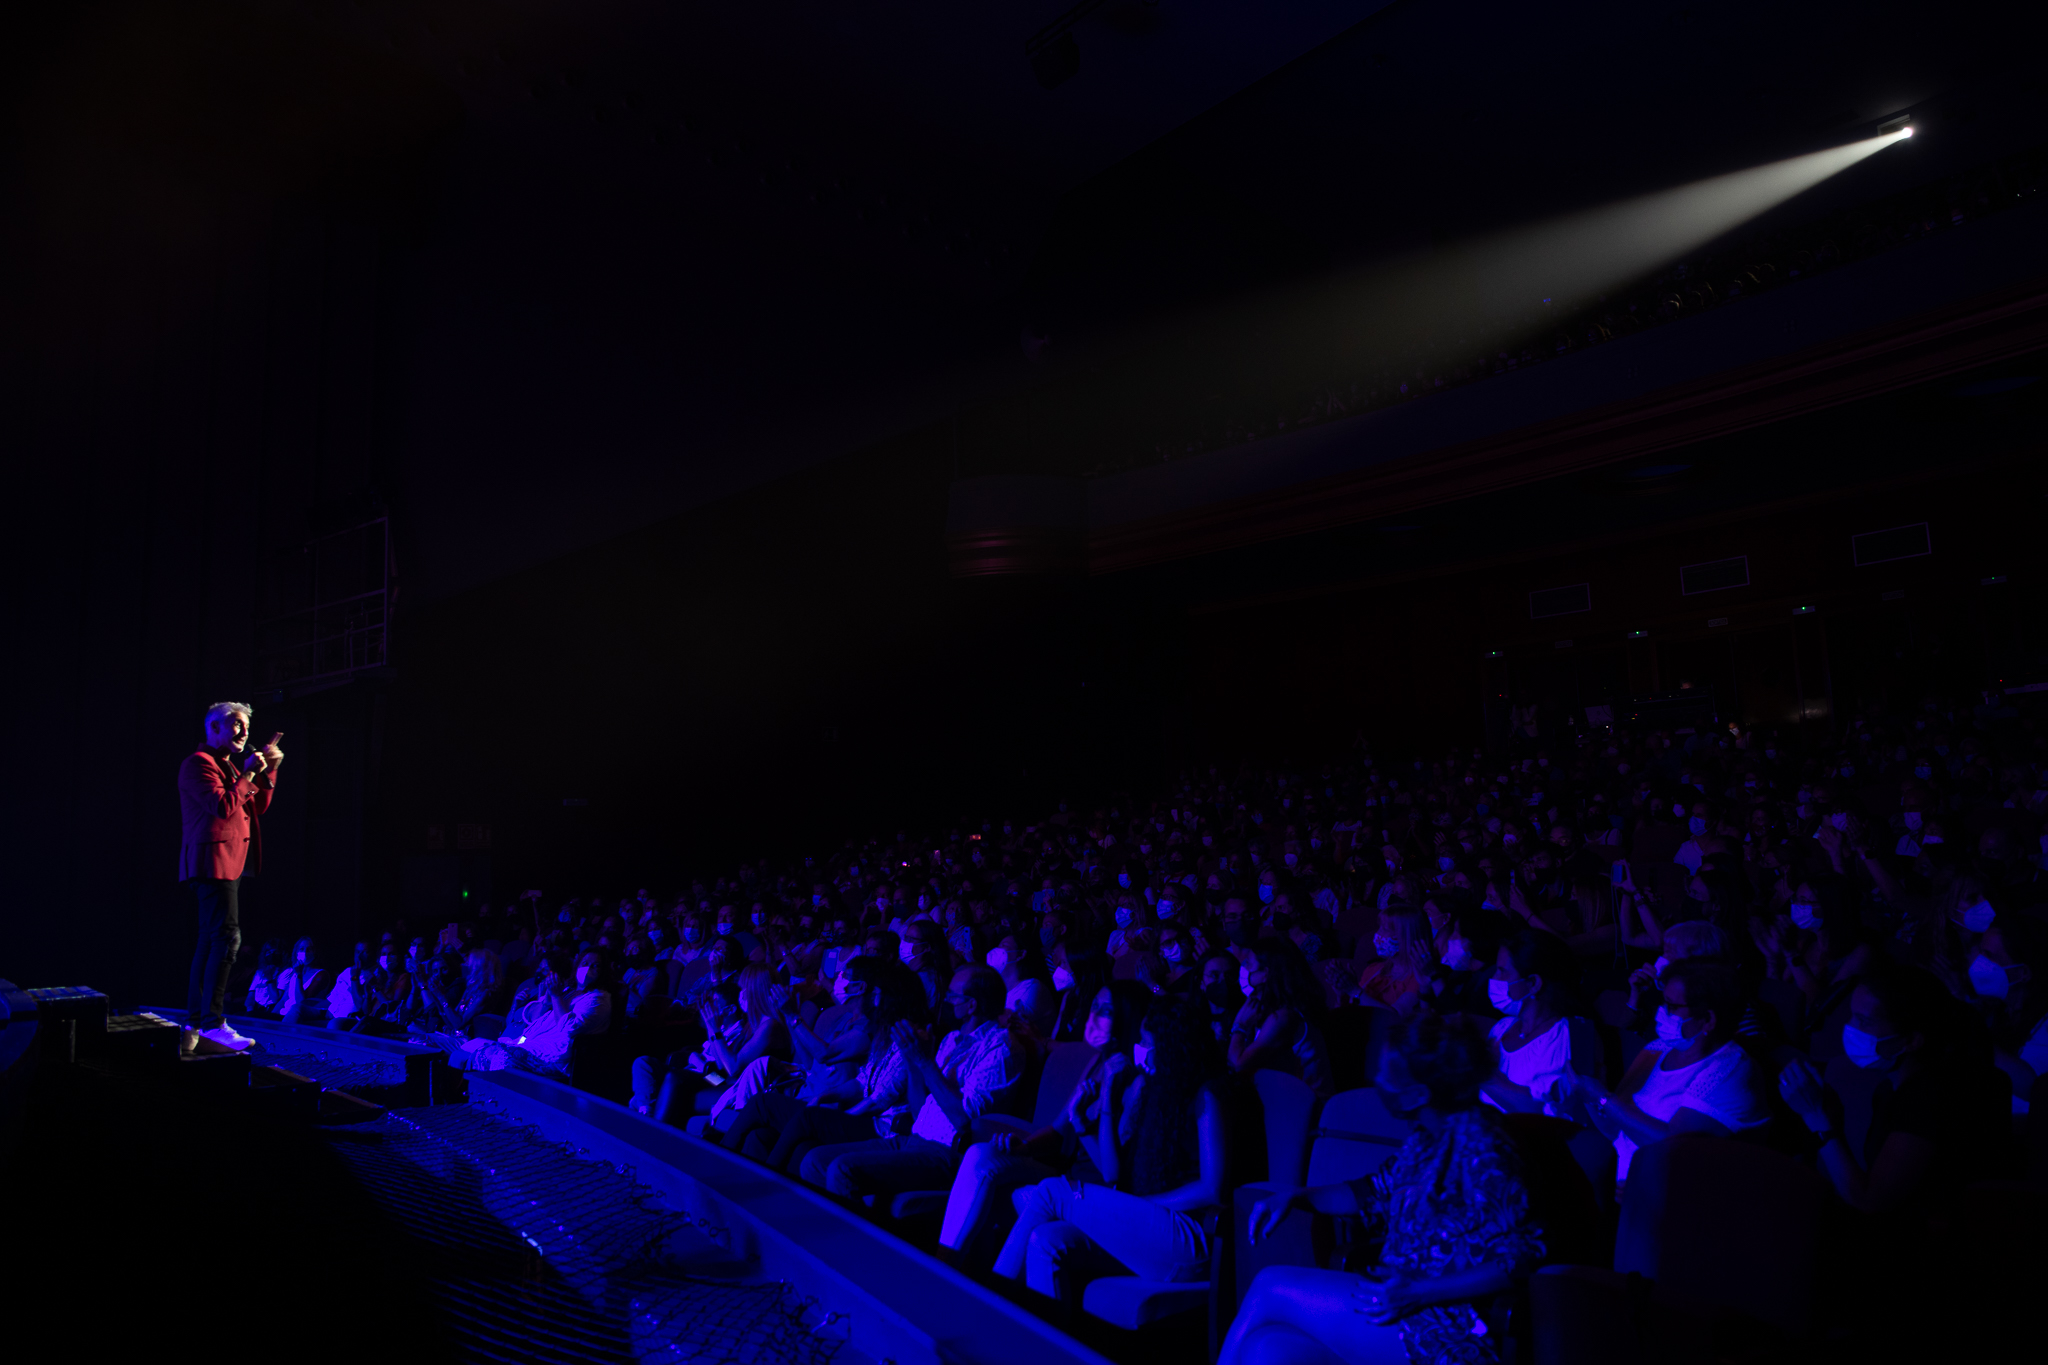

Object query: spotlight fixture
[1878,113,1914,138]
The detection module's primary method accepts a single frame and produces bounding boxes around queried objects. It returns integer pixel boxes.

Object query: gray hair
[204,701,253,728]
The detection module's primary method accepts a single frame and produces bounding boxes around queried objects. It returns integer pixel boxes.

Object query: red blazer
[178,748,277,882]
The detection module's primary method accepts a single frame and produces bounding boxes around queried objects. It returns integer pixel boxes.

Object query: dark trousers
[186,878,241,1030]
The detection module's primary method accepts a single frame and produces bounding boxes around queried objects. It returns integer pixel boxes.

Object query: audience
[301,681,2042,1360]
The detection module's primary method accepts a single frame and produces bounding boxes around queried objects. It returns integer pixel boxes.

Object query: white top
[1486,1015,1572,1113]
[328,967,368,1019]
[516,989,612,1072]
[1614,1038,1772,1179]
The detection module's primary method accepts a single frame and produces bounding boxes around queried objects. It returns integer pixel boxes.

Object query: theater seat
[1080,1274,1208,1329]
[888,1190,946,1220]
[1253,1068,1320,1187]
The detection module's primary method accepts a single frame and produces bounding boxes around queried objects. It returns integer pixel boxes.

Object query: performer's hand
[261,732,285,769]
[242,749,268,774]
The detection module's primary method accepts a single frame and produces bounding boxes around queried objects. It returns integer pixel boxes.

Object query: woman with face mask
[995,1003,1245,1306]
[242,941,284,1018]
[1155,927,1200,991]
[711,957,883,1153]
[1780,968,2013,1224]
[1106,898,1155,962]
[1225,1015,1544,1365]
[1228,941,1334,1096]
[652,963,792,1124]
[1761,880,1873,1015]
[1048,948,1113,1044]
[987,934,1058,1039]
[325,942,378,1032]
[1561,958,1773,1184]
[1353,908,1435,1015]
[1479,931,1584,1115]
[939,982,1153,1269]
[1427,911,1511,1017]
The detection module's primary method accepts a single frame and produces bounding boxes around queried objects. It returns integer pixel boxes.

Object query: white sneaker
[214,1022,258,1049]
[199,1025,255,1053]
[180,1028,201,1057]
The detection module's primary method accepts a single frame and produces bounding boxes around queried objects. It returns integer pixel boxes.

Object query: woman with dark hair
[242,941,284,1017]
[1429,909,1511,1017]
[276,941,331,1023]
[712,955,882,1152]
[1761,876,1872,1015]
[455,949,614,1080]
[325,941,378,1031]
[1222,1014,1545,1365]
[994,999,1243,1305]
[1198,950,1244,1041]
[1479,930,1580,1114]
[1560,958,1773,1182]
[655,962,791,1123]
[939,980,1155,1268]
[1229,938,1334,1095]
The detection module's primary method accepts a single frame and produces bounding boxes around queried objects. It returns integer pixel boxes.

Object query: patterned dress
[1347,1108,1546,1365]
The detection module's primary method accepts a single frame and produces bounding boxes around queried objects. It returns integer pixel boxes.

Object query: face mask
[899,941,919,964]
[296,951,310,964]
[575,966,592,987]
[1048,964,1075,991]
[1112,906,1133,930]
[1688,816,1706,835]
[985,947,1011,973]
[1156,900,1177,920]
[1841,1022,1899,1071]
[1132,1043,1154,1074]
[1258,884,1276,904]
[1373,933,1399,958]
[1672,803,1687,819]
[1486,976,1524,1014]
[1828,813,1849,831]
[1238,967,1256,997]
[1957,899,1995,933]
[1652,955,1671,983]
[1965,954,2009,999]
[813,894,826,906]
[1788,901,1819,929]
[1653,1006,1693,1043]
[1442,939,1473,970]
[1037,923,1061,950]
[1437,856,1454,872]
[1914,765,1932,779]
[716,922,734,937]
[1083,1011,1113,1047]
[684,927,701,943]
[750,912,766,927]
[558,910,573,924]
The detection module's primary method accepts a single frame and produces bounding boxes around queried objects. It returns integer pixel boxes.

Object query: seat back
[1822,1054,1887,1161]
[1304,1086,1407,1186]
[1616,1133,1826,1333]
[1566,1016,1607,1087]
[1252,1068,1320,1187]
[1500,1113,1611,1269]
[1031,1041,1098,1130]
[1755,976,1806,1043]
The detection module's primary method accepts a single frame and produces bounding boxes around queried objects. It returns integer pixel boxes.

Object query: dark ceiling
[7,0,2044,600]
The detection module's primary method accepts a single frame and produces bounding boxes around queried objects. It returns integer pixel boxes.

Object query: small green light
[462,889,470,899]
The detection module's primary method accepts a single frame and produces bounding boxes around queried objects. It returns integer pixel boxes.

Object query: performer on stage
[178,702,284,1055]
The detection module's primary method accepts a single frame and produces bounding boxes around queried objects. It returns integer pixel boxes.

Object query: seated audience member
[800,966,1031,1199]
[1779,967,2015,1216]
[1428,910,1509,1017]
[988,933,1058,1039]
[995,1000,1243,1306]
[940,981,1153,1268]
[326,942,378,1031]
[1222,1014,1545,1365]
[1048,948,1112,1043]
[242,941,284,1017]
[1761,878,1873,1011]
[1354,906,1436,1014]
[1480,930,1581,1114]
[276,937,331,1026]
[619,936,672,1026]
[455,950,614,1080]
[1615,919,1727,1032]
[747,967,928,1173]
[710,956,881,1151]
[1197,950,1244,1041]
[356,941,411,1035]
[1157,924,1201,993]
[1228,939,1335,1095]
[651,963,790,1123]
[898,921,948,1009]
[1560,958,1773,1182]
